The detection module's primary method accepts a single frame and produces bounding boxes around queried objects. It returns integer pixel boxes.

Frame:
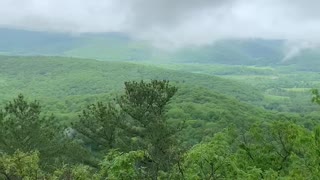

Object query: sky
[0,0,319,48]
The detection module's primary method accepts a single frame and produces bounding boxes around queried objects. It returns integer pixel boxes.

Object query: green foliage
[99,149,145,179]
[180,132,238,179]
[119,80,181,178]
[120,80,178,123]
[0,95,64,167]
[312,89,320,105]
[0,150,97,179]
[74,102,124,152]
[51,164,95,180]
[0,95,91,172]
[174,121,320,179]
[0,150,42,179]
[235,121,320,178]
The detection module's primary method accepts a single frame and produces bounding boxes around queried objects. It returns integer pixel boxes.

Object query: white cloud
[0,0,320,48]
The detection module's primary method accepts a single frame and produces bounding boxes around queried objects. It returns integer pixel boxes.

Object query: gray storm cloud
[0,0,319,48]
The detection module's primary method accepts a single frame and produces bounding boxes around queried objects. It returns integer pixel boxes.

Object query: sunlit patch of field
[220,75,278,80]
[264,94,290,101]
[282,88,312,93]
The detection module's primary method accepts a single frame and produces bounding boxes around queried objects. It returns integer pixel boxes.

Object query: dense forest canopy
[1,65,320,178]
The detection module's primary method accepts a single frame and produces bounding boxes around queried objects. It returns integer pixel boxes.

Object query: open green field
[151,63,320,113]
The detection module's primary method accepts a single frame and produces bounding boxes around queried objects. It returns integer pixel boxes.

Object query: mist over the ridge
[0,0,319,54]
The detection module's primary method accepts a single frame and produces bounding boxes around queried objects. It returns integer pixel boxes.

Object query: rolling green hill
[0,55,264,117]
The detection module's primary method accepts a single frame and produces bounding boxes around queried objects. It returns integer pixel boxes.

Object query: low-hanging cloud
[0,0,320,48]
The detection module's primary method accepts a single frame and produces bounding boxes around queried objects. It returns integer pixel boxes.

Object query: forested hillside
[0,56,263,116]
[1,55,320,179]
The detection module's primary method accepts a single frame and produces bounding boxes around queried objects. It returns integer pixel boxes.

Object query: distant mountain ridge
[1,28,319,69]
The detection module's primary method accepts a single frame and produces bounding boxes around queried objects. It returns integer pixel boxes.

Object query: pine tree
[119,80,181,179]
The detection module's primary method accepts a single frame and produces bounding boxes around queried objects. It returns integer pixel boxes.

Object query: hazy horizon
[0,1,319,47]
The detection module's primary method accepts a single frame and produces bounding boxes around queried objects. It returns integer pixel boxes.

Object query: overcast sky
[0,0,319,47]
